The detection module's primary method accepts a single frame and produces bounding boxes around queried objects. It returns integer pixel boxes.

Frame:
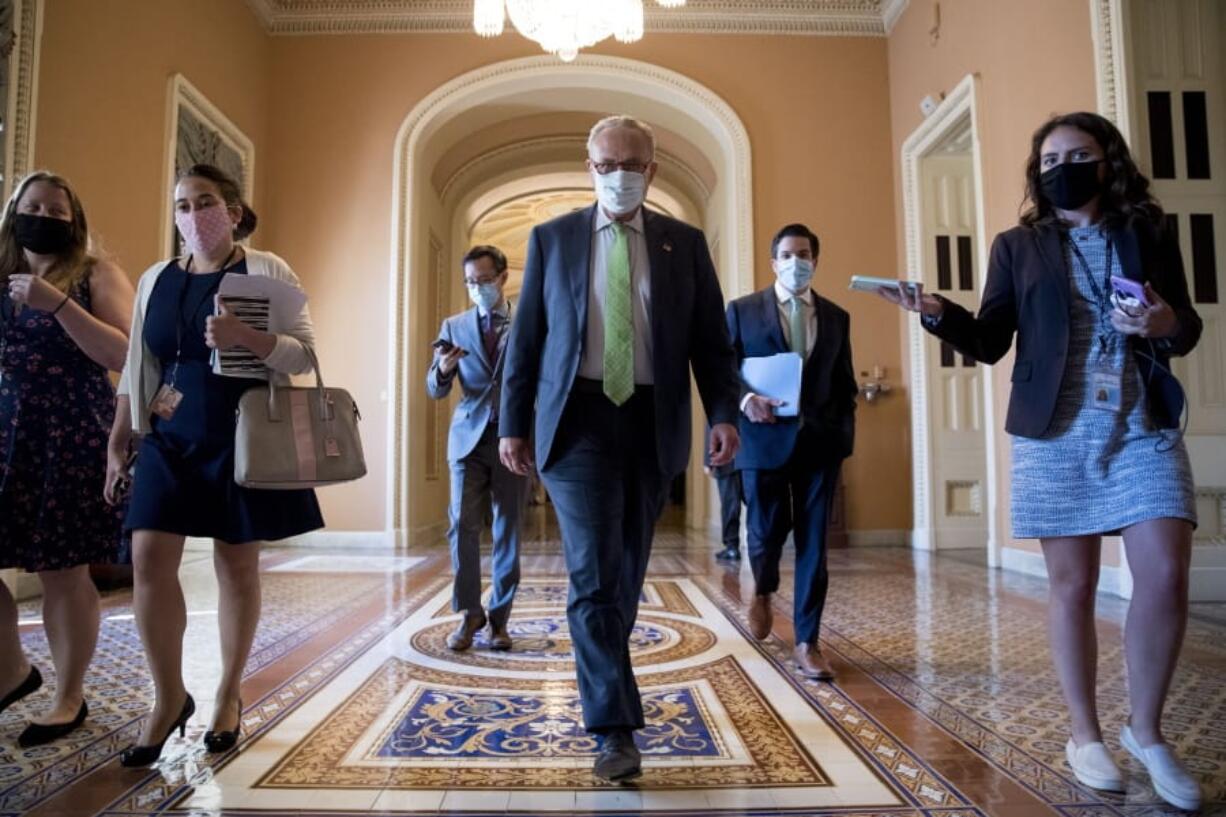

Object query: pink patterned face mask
[175,203,235,257]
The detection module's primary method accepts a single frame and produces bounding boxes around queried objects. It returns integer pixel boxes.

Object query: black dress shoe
[204,699,242,754]
[0,666,42,715]
[714,546,741,561]
[18,701,88,747]
[593,730,642,782]
[120,694,195,768]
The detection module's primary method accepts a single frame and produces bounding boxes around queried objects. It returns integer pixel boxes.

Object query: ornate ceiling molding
[246,0,905,37]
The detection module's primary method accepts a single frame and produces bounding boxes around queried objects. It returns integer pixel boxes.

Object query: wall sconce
[859,365,891,404]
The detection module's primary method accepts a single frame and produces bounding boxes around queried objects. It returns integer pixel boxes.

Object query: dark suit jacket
[726,287,857,471]
[426,306,509,462]
[499,204,740,476]
[927,217,1202,437]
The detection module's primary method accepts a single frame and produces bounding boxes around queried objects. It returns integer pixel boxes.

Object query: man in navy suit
[727,223,856,680]
[500,116,740,782]
[428,246,527,653]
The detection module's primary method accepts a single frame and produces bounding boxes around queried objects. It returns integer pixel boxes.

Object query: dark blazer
[726,287,857,471]
[927,217,1202,437]
[499,204,741,476]
[426,306,509,462]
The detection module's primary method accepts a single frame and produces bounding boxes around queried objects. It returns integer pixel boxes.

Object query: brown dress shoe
[747,594,773,640]
[446,610,487,651]
[593,730,642,782]
[488,622,512,651]
[794,643,835,680]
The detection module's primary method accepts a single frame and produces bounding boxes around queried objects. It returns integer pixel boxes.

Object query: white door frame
[900,73,998,564]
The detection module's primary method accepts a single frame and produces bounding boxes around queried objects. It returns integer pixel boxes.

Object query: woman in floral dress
[0,171,133,746]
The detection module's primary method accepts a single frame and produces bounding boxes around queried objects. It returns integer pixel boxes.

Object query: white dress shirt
[740,281,819,413]
[579,207,654,384]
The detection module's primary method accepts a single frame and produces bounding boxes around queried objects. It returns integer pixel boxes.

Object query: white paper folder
[739,352,803,417]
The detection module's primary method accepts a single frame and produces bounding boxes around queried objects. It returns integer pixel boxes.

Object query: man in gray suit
[428,245,527,653]
[500,116,740,782]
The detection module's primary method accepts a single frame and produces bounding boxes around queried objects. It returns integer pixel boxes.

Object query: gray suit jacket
[427,306,509,462]
[499,204,740,476]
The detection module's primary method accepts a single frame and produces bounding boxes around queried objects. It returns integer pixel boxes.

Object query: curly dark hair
[1019,111,1163,229]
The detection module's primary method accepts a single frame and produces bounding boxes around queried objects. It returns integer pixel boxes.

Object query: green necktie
[789,296,807,357]
[603,222,634,405]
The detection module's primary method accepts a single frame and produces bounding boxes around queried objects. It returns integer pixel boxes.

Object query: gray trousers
[448,426,528,628]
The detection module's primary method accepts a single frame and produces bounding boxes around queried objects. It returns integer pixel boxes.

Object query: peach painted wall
[260,32,906,534]
[34,0,270,278]
[886,0,1106,560]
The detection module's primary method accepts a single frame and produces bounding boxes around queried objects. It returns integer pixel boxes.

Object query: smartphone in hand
[1109,275,1150,310]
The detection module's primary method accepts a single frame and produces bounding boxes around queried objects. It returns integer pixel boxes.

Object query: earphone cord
[1135,339,1190,453]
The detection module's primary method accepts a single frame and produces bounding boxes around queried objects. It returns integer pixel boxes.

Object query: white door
[920,148,989,549]
[1127,0,1226,545]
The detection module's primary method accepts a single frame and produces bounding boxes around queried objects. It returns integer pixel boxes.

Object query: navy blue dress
[124,260,324,543]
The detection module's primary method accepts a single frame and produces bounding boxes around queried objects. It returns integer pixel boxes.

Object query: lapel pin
[662,242,673,253]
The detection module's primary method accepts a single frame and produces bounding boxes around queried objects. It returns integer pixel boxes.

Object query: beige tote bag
[234,348,366,489]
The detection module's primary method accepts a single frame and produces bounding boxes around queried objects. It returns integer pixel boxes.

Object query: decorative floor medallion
[183,578,900,812]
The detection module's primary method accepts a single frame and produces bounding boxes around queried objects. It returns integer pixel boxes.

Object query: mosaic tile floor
[3,522,1224,816]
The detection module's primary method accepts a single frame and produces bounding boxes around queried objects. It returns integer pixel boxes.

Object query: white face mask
[467,282,502,313]
[593,169,647,216]
[775,256,815,293]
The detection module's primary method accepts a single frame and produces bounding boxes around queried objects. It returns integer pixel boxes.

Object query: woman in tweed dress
[879,112,1202,811]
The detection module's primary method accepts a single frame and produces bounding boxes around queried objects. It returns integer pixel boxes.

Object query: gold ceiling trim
[245,0,910,37]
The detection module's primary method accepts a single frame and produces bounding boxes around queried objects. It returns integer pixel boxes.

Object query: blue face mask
[467,282,502,312]
[775,256,814,293]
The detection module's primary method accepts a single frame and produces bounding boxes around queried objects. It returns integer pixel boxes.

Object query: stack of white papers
[740,353,803,417]
[213,273,309,379]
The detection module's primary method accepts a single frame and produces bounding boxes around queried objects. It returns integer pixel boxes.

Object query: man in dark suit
[427,246,527,653]
[500,115,740,782]
[727,223,856,681]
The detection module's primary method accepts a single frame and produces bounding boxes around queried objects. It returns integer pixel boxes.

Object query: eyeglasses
[465,277,501,287]
[591,160,650,175]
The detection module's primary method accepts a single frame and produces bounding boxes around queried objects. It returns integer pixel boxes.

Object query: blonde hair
[0,171,94,296]
[587,115,657,159]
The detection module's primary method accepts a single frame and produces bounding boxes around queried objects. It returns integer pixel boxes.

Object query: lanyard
[168,248,238,385]
[1066,235,1116,359]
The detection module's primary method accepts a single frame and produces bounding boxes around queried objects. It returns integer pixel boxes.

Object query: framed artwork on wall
[162,73,255,256]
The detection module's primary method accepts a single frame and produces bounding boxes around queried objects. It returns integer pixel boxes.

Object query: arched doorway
[388,55,754,547]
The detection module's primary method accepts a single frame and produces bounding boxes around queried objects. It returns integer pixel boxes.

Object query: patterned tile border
[0,573,386,813]
[748,550,1226,817]
[94,574,453,816]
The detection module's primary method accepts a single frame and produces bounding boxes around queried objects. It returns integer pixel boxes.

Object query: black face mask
[1039,160,1104,211]
[14,213,74,255]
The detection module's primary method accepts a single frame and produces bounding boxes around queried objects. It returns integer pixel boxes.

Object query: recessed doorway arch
[388,55,755,544]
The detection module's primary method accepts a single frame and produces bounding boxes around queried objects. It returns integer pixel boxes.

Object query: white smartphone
[849,275,921,296]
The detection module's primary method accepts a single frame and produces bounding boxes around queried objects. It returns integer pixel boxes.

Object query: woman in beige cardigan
[105,164,322,766]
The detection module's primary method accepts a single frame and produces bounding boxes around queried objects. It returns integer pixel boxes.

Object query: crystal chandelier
[474,0,686,62]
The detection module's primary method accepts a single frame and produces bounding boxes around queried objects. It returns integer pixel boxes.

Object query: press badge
[150,384,184,420]
[1091,368,1122,412]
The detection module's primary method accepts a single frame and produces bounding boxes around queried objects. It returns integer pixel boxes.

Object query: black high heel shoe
[18,700,88,747]
[204,699,243,754]
[120,694,195,768]
[0,666,42,715]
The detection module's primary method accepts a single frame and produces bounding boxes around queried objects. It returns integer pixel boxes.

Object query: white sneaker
[1120,725,1202,811]
[1065,738,1124,792]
